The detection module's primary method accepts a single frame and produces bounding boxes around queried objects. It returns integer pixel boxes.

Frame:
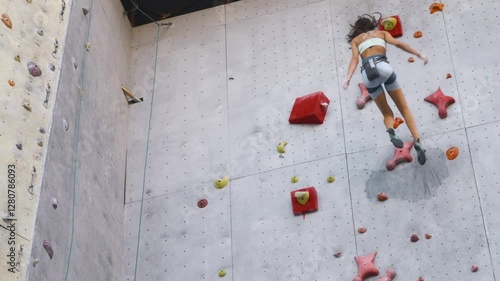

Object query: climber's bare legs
[387,88,420,141]
[387,87,426,165]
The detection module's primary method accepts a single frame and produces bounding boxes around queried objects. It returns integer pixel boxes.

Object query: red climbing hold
[356,83,372,109]
[197,199,208,208]
[353,252,380,281]
[424,87,455,119]
[386,142,414,171]
[289,91,330,124]
[377,15,403,38]
[410,234,419,242]
[375,269,396,281]
[290,187,318,216]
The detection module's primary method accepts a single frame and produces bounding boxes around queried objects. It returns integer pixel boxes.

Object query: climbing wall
[0,0,130,280]
[0,0,70,279]
[24,0,131,280]
[123,0,500,280]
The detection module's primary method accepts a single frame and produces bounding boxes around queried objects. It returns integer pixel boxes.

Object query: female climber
[343,15,428,165]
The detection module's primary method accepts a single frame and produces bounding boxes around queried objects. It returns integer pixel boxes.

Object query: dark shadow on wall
[365,148,450,202]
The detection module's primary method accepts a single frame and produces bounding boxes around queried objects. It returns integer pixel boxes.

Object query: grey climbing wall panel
[123,0,500,280]
[348,129,494,279]
[26,0,131,280]
[469,123,500,276]
[231,155,356,280]
[227,0,344,178]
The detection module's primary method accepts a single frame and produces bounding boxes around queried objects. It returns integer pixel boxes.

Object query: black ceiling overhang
[121,0,239,27]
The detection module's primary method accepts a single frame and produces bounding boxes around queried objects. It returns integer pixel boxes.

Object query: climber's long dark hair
[346,13,381,43]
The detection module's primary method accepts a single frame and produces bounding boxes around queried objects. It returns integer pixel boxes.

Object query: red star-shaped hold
[424,87,455,119]
[375,269,396,281]
[353,252,380,281]
[356,83,372,109]
[386,142,414,171]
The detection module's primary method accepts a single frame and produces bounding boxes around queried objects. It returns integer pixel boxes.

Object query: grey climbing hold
[27,61,42,77]
[63,119,69,131]
[28,167,36,195]
[52,39,59,58]
[37,29,44,36]
[72,58,78,69]
[22,101,32,111]
[42,240,53,259]
[51,198,58,209]
[59,0,66,20]
[82,7,90,15]
[48,63,55,72]
[16,143,22,150]
[39,128,46,134]
[32,259,39,268]
[2,211,15,223]
[43,83,51,108]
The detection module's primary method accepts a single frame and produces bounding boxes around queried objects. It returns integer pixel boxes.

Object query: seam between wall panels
[327,0,360,256]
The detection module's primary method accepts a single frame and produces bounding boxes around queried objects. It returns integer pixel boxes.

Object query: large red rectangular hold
[378,15,403,38]
[290,187,318,216]
[288,91,330,124]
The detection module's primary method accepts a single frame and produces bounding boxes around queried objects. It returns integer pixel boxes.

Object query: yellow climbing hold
[277,141,287,154]
[295,191,310,205]
[291,176,299,183]
[381,17,397,31]
[14,55,20,62]
[214,176,229,189]
[327,176,335,183]
[218,269,227,277]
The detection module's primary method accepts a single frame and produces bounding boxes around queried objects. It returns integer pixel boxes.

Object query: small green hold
[291,176,299,183]
[327,176,335,183]
[218,269,227,277]
[214,176,229,189]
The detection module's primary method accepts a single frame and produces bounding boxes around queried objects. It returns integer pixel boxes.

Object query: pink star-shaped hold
[386,142,414,171]
[353,252,380,281]
[375,269,396,281]
[356,83,372,109]
[424,87,455,119]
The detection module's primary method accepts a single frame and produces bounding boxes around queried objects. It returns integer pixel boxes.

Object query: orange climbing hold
[8,80,15,87]
[1,13,12,29]
[414,31,423,38]
[446,147,459,160]
[393,117,404,129]
[430,3,445,14]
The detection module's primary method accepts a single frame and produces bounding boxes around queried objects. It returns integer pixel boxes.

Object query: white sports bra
[358,31,386,54]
